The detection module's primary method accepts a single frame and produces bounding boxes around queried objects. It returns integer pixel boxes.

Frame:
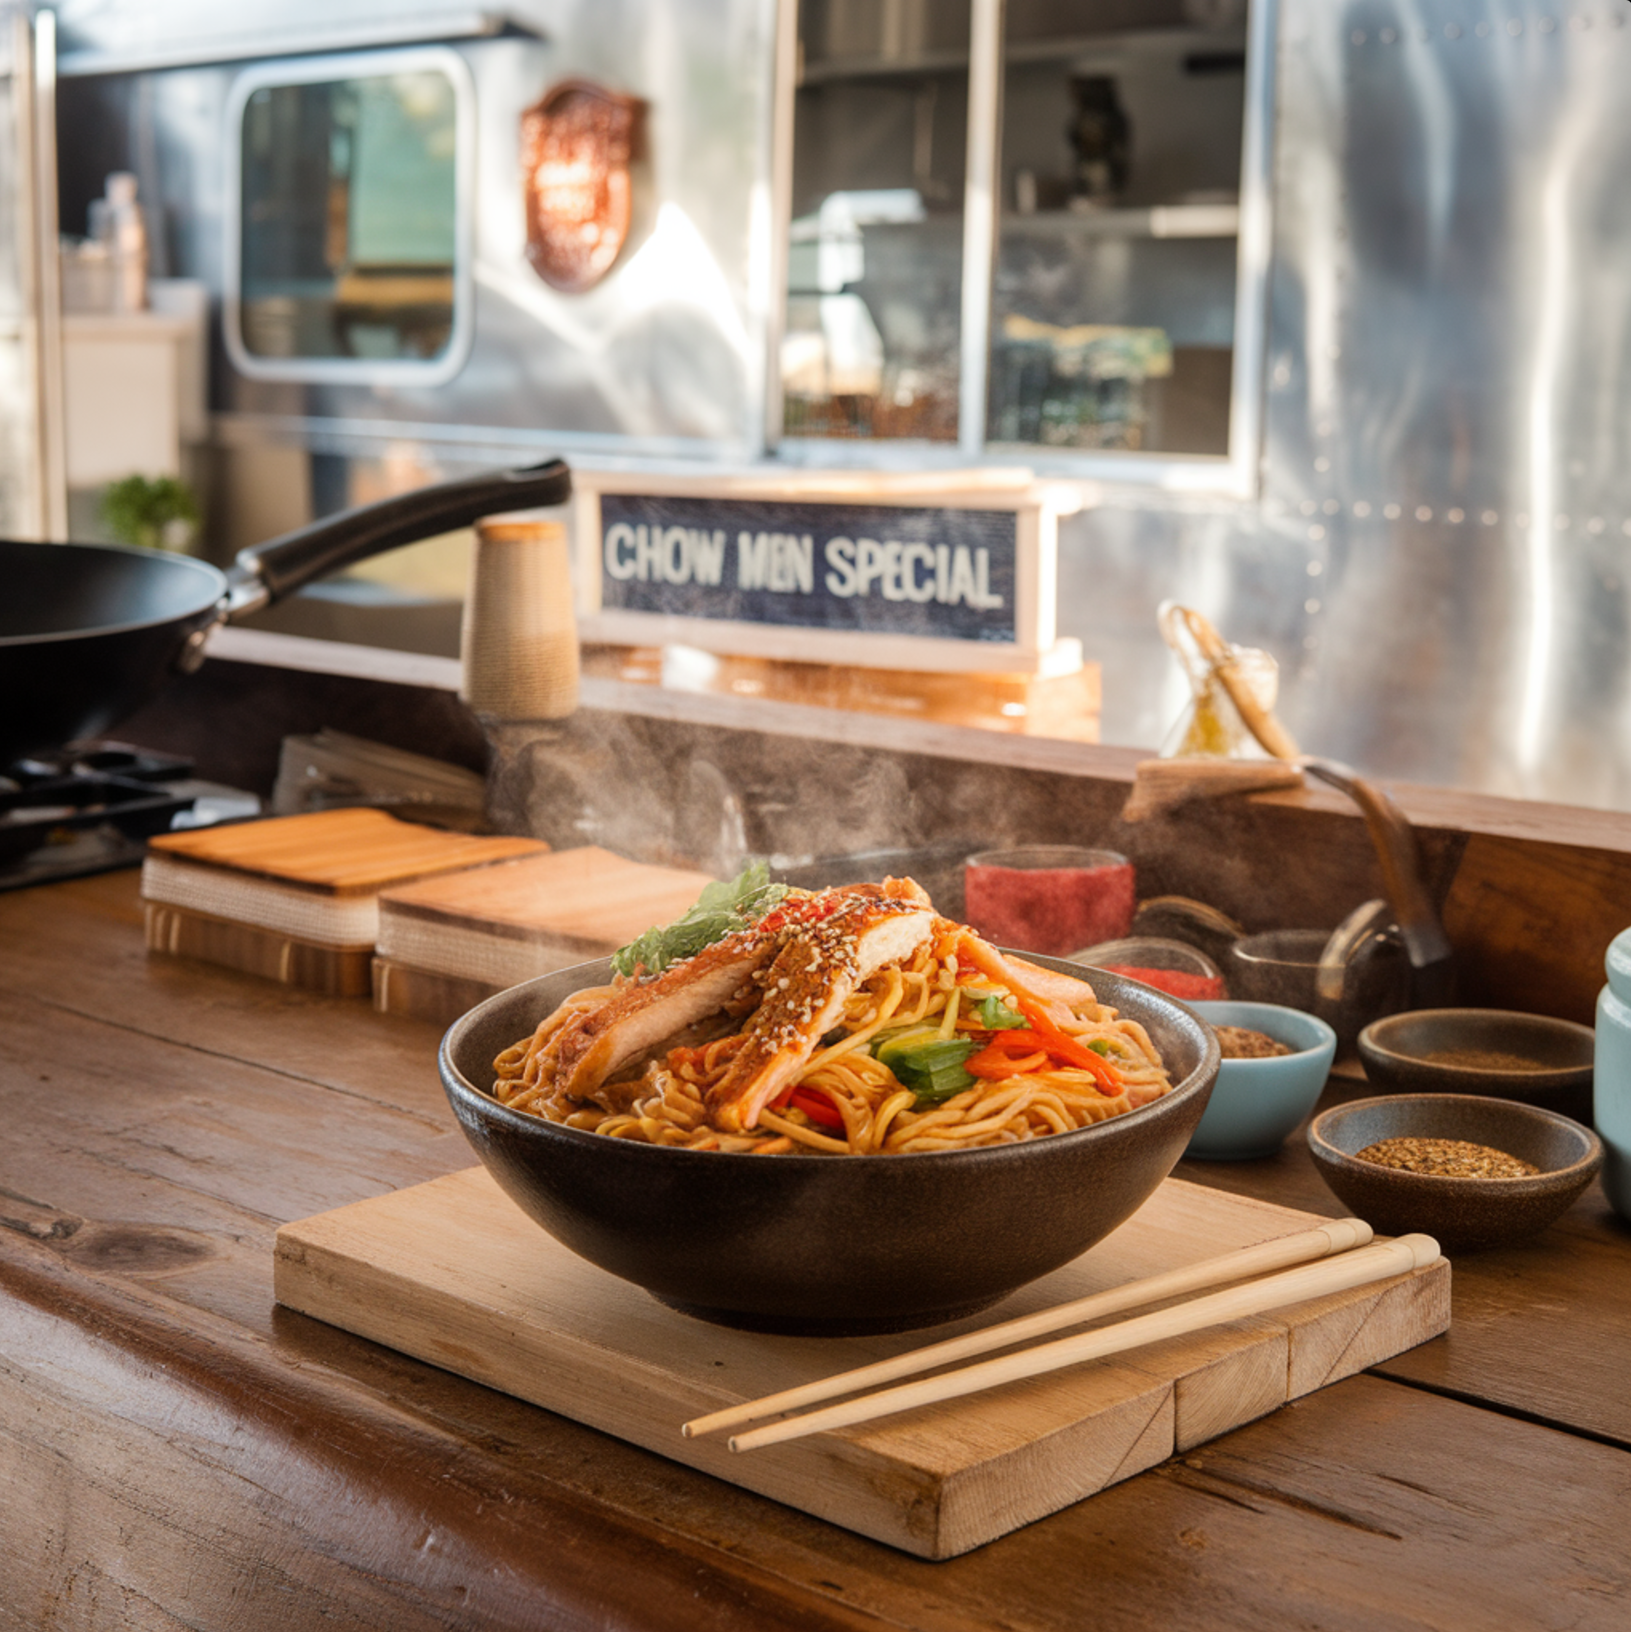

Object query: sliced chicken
[955,931,1103,1029]
[705,895,935,1132]
[546,924,782,1105]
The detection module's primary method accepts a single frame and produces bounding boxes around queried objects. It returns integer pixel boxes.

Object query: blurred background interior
[2,0,1630,807]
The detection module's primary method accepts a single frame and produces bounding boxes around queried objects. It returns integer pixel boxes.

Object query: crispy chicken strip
[545,877,937,1112]
[705,895,935,1133]
[548,926,781,1104]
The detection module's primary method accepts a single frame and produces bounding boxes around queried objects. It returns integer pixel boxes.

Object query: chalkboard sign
[573,471,1082,673]
[599,494,1017,642]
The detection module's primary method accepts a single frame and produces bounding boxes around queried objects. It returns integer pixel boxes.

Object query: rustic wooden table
[4,872,1630,1630]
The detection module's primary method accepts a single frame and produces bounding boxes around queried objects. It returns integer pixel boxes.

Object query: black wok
[0,459,571,766]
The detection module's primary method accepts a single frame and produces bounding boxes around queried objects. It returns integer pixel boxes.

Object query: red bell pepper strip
[787,1086,845,1129]
[769,1080,846,1130]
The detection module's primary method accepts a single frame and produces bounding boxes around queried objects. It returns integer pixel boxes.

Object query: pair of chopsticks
[683,1220,1441,1452]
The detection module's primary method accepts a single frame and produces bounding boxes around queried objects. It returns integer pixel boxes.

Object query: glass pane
[782,0,971,442]
[240,70,457,363]
[989,3,1248,456]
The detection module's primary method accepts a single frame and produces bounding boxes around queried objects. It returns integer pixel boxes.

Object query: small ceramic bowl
[1184,1000,1337,1159]
[1357,1008,1595,1125]
[1307,1093,1602,1252]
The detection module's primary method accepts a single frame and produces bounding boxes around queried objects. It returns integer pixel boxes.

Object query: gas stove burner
[0,740,259,891]
[6,742,195,786]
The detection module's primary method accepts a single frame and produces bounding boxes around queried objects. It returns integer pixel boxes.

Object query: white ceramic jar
[1593,927,1631,1221]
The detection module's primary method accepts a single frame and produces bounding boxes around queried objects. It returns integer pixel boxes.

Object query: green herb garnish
[611,860,788,977]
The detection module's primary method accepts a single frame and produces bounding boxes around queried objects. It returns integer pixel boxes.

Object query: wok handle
[225,459,572,614]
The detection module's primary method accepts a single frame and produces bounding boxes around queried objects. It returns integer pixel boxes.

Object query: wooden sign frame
[570,469,1093,675]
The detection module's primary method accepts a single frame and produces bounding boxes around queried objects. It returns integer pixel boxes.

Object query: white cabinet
[62,279,207,488]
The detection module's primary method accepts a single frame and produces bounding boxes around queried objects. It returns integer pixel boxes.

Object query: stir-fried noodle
[492,909,1172,1155]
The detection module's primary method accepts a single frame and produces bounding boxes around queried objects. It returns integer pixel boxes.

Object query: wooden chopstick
[682,1217,1373,1442]
[725,1232,1440,1452]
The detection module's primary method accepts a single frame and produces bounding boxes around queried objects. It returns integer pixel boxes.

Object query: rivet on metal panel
[1385,503,1402,520]
[1445,23,1462,40]
[1507,20,1523,36]
[1300,499,1317,516]
[1447,508,1465,525]
[1482,510,1499,526]
[1308,560,1325,577]
[1324,498,1340,515]
[1588,518,1606,534]
[1354,501,1372,518]
[1380,27,1397,44]
[1415,506,1433,522]
[1350,30,1366,46]
[1537,17,1555,34]
[1305,598,1321,615]
[1309,524,1326,542]
[1314,456,1331,473]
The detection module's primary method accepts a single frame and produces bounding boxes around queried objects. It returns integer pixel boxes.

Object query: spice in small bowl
[1215,1024,1293,1060]
[1308,1094,1602,1251]
[1183,1000,1336,1160]
[1354,1136,1538,1180]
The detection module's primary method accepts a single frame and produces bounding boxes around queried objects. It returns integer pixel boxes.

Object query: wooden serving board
[274,1168,1450,1559]
[371,847,719,1022]
[145,902,374,997]
[148,808,544,894]
[376,846,716,959]
[370,955,500,1027]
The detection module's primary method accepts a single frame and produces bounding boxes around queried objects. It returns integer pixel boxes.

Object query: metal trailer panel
[49,0,1631,811]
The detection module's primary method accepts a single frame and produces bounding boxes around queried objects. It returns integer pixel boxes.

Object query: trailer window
[776,0,1273,497]
[226,49,472,384]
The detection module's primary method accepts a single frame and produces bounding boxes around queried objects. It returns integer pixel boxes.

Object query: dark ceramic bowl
[1307,1094,1602,1252]
[1357,1008,1595,1125]
[439,953,1219,1335]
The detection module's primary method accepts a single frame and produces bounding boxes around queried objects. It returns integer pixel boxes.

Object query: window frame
[767,0,1278,499]
[222,45,476,388]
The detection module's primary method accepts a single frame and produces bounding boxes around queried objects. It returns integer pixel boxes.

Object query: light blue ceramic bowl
[1185,1000,1337,1160]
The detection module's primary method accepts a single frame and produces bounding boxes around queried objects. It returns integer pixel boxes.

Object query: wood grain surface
[146,899,376,995]
[3,872,1631,1629]
[148,807,544,893]
[375,844,714,941]
[272,1169,1447,1557]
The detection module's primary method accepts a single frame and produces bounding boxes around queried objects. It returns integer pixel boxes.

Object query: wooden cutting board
[375,845,716,947]
[371,848,718,1016]
[146,902,374,996]
[274,1169,1450,1559]
[148,808,544,894]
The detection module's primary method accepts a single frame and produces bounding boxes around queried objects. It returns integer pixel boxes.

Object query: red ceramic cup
[963,846,1136,958]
